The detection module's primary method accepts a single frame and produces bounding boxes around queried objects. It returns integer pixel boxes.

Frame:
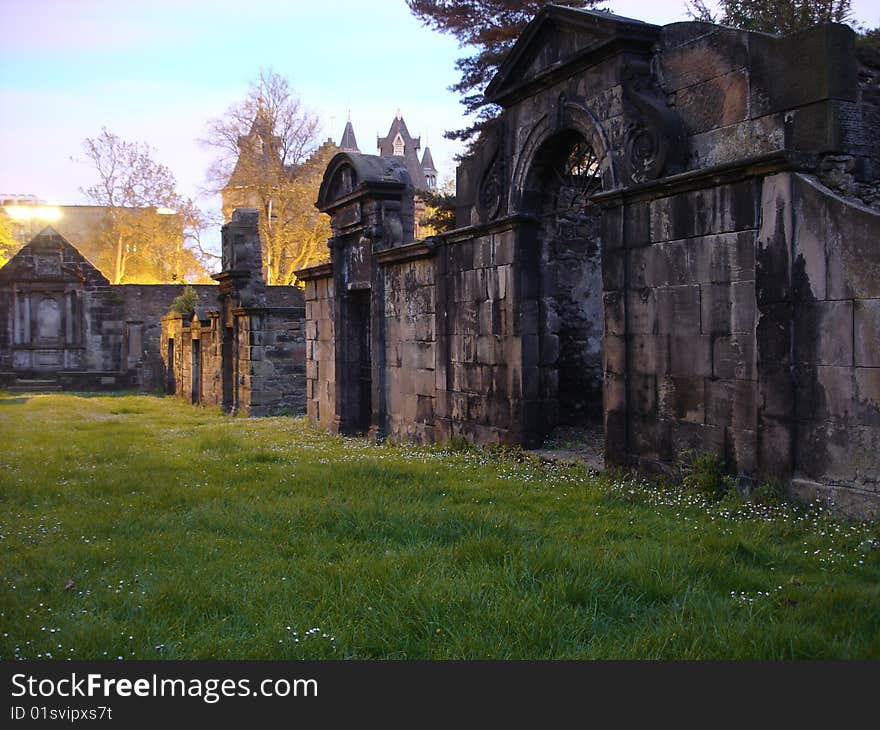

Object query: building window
[393,133,405,157]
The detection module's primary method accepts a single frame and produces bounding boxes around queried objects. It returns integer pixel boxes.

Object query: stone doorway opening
[191,338,201,405]
[347,289,372,435]
[523,129,605,464]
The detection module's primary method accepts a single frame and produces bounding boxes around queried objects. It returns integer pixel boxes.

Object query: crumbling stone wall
[119,284,216,390]
[161,210,306,415]
[302,9,880,518]
[756,172,880,513]
[434,223,519,445]
[303,269,335,428]
[382,258,436,443]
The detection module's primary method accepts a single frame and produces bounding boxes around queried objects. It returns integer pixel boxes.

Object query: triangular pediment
[485,7,659,106]
[0,227,108,285]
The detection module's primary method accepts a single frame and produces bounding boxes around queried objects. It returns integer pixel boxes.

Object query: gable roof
[377,113,428,190]
[484,7,659,106]
[0,227,108,286]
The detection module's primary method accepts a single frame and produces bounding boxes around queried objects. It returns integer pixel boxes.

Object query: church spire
[340,118,359,152]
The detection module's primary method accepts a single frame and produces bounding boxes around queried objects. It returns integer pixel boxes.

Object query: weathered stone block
[622,203,649,247]
[656,285,701,335]
[668,420,725,458]
[707,378,756,430]
[795,422,880,486]
[604,292,625,336]
[658,375,705,423]
[793,300,853,366]
[626,288,657,334]
[669,336,712,377]
[700,281,755,335]
[660,26,748,90]
[631,416,663,460]
[631,334,669,375]
[650,180,759,243]
[489,365,508,396]
[477,334,501,365]
[726,427,757,474]
[691,231,756,285]
[630,373,657,417]
[604,334,626,375]
[494,234,515,266]
[675,69,749,134]
[414,368,435,397]
[713,333,755,380]
[603,247,625,292]
[853,365,879,417]
[854,299,880,367]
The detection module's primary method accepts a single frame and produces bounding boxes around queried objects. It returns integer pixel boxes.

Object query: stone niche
[302,7,880,518]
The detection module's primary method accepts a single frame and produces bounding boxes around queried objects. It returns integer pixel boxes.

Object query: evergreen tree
[687,0,853,34]
[407,1,598,152]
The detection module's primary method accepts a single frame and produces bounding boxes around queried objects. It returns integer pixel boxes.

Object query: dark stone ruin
[298,8,880,519]
[161,209,306,416]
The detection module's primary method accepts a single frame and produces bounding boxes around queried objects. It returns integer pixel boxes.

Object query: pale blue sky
[1,0,878,231]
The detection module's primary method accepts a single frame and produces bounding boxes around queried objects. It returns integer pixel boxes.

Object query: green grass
[1,393,878,659]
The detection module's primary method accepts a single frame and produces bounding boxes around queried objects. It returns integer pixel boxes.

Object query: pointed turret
[340,119,359,152]
[421,146,437,190]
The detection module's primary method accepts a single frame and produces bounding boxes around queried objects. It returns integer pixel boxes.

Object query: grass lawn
[1,392,878,660]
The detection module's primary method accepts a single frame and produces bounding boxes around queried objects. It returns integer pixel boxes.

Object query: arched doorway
[521,129,605,450]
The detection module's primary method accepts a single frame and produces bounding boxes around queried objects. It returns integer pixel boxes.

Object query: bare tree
[201,69,331,285]
[80,128,209,283]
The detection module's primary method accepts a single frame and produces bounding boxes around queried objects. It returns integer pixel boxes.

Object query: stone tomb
[0,228,216,390]
[298,9,880,518]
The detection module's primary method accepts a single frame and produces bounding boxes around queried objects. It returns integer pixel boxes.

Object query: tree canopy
[687,0,854,34]
[406,1,599,152]
[202,69,332,286]
[0,212,17,268]
[79,128,210,284]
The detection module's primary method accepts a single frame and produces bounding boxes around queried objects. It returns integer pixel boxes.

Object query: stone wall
[234,307,306,416]
[302,10,880,517]
[119,284,217,390]
[303,269,336,429]
[435,223,521,445]
[161,210,307,416]
[756,172,880,514]
[381,257,436,443]
[600,176,761,473]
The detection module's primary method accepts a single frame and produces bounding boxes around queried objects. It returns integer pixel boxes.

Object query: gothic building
[340,111,438,190]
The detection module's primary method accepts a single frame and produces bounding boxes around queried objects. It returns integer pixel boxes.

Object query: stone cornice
[592,150,816,207]
[294,262,333,281]
[374,240,437,265]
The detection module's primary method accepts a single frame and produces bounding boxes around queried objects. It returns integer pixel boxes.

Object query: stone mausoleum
[297,8,880,517]
[0,227,216,391]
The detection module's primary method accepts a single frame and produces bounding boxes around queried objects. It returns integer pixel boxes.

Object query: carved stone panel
[34,255,61,278]
[36,297,62,343]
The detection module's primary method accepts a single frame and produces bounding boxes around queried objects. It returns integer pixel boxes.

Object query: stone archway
[518,124,607,449]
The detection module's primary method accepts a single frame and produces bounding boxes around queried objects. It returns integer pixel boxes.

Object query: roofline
[484,6,660,106]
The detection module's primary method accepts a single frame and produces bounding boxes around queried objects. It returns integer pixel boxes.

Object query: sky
[1,0,878,250]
